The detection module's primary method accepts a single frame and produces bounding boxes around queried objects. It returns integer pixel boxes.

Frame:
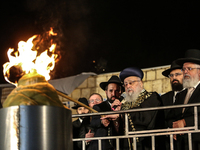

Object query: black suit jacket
[73,117,92,150]
[167,83,200,141]
[119,92,165,150]
[87,100,117,150]
[161,91,175,119]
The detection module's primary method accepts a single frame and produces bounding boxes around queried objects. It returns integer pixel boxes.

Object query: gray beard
[183,74,199,88]
[125,90,141,103]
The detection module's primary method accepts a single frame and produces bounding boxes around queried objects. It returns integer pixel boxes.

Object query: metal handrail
[72,103,200,118]
[72,103,200,150]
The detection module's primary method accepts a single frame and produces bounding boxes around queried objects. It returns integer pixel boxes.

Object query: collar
[194,81,200,89]
[79,117,83,123]
[174,88,185,95]
[107,101,112,106]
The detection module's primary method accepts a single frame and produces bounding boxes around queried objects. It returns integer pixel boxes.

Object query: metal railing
[72,103,200,150]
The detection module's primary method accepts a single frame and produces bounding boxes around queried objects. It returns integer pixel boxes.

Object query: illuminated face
[88,94,103,108]
[105,83,121,102]
[123,76,143,96]
[182,62,200,88]
[77,107,89,115]
[169,69,183,85]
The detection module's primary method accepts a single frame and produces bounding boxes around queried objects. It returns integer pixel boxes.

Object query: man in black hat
[161,61,184,150]
[167,49,200,150]
[161,61,184,119]
[72,97,94,150]
[88,75,124,150]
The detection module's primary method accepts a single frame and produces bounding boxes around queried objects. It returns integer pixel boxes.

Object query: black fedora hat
[162,61,182,77]
[119,67,144,82]
[175,49,200,66]
[100,75,124,91]
[72,97,89,109]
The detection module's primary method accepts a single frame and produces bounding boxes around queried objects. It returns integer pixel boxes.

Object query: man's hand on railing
[85,129,94,143]
[172,119,187,140]
[173,119,186,128]
[101,114,119,121]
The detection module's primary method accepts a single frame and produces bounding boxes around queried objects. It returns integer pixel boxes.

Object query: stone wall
[0,65,171,115]
[68,65,171,101]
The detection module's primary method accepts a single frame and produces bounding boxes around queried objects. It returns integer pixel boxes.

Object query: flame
[3,28,58,86]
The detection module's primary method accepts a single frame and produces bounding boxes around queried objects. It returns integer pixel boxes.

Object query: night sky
[0,1,200,84]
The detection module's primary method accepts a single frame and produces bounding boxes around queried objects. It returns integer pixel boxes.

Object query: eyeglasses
[89,99,102,104]
[181,67,200,72]
[123,80,140,87]
[168,73,182,78]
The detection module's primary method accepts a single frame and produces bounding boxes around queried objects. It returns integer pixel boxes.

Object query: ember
[2,28,63,108]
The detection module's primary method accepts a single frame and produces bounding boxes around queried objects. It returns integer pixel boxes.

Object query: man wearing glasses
[88,93,103,108]
[161,61,184,150]
[161,61,183,118]
[167,49,200,150]
[119,67,164,150]
[102,67,164,150]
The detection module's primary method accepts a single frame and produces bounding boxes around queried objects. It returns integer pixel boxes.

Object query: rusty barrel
[0,105,73,150]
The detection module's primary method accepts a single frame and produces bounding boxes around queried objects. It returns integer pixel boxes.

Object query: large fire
[2,28,65,108]
[3,28,58,86]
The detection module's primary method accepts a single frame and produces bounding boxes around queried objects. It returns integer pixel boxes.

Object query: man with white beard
[167,49,200,150]
[102,67,164,150]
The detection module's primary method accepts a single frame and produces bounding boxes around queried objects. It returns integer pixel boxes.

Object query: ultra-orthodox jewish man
[102,67,165,150]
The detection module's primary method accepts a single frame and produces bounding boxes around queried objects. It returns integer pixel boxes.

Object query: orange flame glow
[3,28,58,86]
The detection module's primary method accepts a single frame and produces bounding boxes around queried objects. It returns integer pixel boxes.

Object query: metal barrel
[0,105,73,150]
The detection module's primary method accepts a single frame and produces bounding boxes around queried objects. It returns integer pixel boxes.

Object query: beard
[171,80,183,91]
[183,73,199,88]
[79,113,87,119]
[125,88,141,103]
[107,96,118,103]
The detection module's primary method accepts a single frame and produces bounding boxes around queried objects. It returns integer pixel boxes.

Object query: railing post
[116,138,120,150]
[194,106,198,130]
[133,137,136,150]
[98,139,102,150]
[151,136,155,150]
[125,113,129,136]
[82,141,85,150]
[188,133,192,150]
[170,134,174,150]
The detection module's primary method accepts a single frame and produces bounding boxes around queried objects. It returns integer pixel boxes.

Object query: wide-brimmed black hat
[175,49,200,66]
[100,75,124,91]
[119,67,144,82]
[162,61,182,77]
[72,97,89,109]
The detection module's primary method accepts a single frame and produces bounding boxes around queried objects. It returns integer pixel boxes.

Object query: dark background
[0,1,200,84]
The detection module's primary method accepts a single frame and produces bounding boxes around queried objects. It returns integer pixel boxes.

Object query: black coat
[73,117,92,150]
[167,84,200,142]
[119,91,165,150]
[87,100,117,150]
[161,91,175,124]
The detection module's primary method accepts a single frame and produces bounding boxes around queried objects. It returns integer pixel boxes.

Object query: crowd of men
[72,49,200,150]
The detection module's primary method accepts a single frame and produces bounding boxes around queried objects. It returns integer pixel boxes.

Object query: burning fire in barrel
[0,28,73,150]
[2,28,96,112]
[2,28,64,108]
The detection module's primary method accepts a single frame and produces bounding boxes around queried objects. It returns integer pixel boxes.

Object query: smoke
[24,0,93,79]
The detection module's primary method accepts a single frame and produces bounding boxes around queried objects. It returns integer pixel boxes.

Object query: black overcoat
[87,100,117,150]
[167,84,200,142]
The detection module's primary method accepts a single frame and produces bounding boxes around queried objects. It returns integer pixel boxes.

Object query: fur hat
[119,67,143,82]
